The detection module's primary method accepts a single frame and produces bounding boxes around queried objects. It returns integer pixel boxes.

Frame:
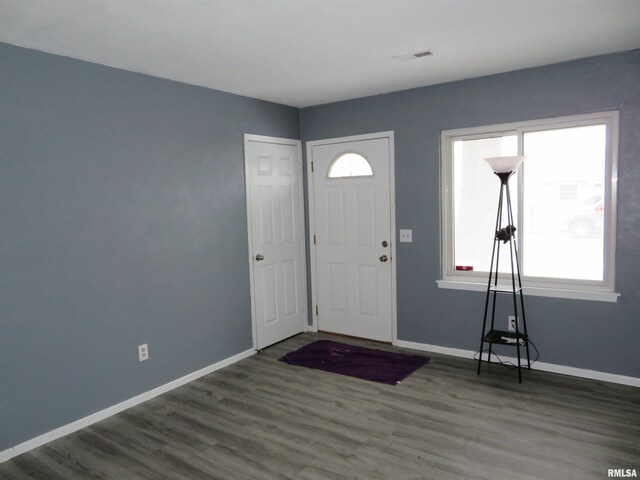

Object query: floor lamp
[477,155,531,383]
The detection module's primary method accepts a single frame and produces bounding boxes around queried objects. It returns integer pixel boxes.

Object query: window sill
[436,280,620,303]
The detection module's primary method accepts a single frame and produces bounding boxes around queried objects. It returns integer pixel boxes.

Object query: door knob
[255,254,264,261]
[379,255,388,262]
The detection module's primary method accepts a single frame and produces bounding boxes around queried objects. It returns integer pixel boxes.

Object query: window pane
[453,135,518,273]
[328,153,373,178]
[522,125,606,281]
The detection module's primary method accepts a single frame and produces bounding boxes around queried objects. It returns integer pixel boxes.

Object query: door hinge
[311,161,314,172]
[313,234,316,245]
[315,305,319,315]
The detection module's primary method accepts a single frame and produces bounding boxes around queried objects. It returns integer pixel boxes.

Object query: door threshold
[317,330,392,345]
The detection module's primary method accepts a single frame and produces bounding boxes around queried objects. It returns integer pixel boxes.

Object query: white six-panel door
[245,135,307,350]
[309,134,394,342]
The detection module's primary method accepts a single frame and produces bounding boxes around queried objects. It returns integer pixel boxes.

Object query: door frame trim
[306,131,397,343]
[243,134,307,350]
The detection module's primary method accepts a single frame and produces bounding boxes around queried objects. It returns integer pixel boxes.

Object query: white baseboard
[0,348,255,464]
[394,339,640,388]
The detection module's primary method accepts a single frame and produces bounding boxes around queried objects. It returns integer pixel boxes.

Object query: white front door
[309,133,395,342]
[244,135,307,350]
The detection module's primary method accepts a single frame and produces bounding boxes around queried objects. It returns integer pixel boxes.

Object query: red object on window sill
[455,265,474,271]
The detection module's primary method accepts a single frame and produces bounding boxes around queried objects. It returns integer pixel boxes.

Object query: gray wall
[301,50,640,378]
[2,40,638,453]
[0,43,299,450]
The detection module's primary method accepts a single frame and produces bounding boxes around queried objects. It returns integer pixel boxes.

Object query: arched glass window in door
[327,152,373,178]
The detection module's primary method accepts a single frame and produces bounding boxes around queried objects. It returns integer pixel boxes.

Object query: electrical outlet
[399,229,413,243]
[508,316,518,332]
[138,344,149,362]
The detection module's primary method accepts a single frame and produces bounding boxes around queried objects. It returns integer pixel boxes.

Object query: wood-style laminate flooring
[2,332,639,479]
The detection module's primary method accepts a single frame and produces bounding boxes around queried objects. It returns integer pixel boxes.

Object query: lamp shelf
[489,285,522,293]
[482,329,528,346]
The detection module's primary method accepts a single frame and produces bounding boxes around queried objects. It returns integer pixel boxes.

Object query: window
[439,111,619,302]
[328,152,373,178]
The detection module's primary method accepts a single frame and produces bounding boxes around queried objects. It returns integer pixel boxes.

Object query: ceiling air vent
[392,51,434,61]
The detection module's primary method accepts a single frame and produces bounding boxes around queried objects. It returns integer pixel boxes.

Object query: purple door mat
[279,340,429,385]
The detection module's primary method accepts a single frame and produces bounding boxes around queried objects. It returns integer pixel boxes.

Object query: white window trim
[439,111,620,303]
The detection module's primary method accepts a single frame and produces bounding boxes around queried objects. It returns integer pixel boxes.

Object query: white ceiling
[1,0,639,107]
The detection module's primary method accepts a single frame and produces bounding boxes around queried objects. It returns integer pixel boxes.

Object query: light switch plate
[400,229,412,243]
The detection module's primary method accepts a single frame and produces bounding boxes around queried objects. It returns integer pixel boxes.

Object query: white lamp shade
[484,155,525,173]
